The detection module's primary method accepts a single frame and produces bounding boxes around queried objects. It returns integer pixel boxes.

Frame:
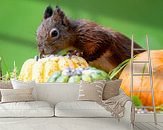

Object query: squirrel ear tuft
[54,6,64,18]
[56,5,59,9]
[44,6,53,19]
[53,6,69,26]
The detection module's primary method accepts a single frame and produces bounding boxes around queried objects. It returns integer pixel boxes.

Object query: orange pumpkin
[120,50,163,106]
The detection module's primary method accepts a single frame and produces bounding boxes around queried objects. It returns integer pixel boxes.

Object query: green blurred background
[0,0,163,74]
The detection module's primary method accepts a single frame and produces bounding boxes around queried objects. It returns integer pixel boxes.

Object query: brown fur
[37,6,144,72]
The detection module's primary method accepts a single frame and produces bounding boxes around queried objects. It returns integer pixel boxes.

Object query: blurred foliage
[132,96,142,107]
[0,0,163,74]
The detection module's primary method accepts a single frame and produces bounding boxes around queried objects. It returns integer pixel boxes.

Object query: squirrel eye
[50,28,59,38]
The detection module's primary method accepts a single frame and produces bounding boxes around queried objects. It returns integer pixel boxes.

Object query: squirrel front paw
[67,50,83,57]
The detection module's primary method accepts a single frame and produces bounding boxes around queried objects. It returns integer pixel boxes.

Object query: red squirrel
[37,6,144,72]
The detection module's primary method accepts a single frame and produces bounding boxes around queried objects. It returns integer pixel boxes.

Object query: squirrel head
[37,6,75,56]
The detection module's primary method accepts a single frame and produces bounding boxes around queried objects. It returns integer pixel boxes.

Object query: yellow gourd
[19,59,36,82]
[19,56,88,83]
